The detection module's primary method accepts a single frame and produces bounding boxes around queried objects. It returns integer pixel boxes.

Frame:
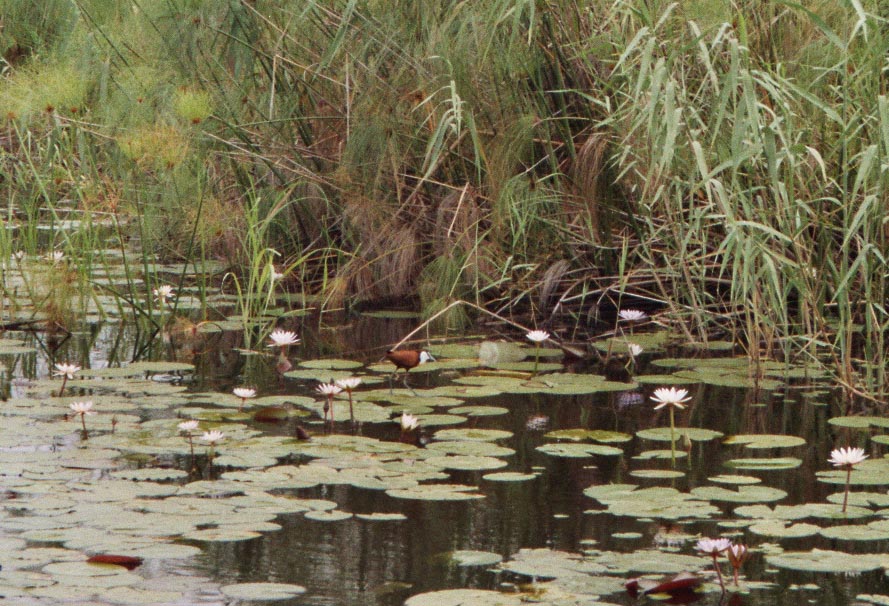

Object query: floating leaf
[725,457,802,470]
[536,443,623,458]
[221,582,307,600]
[483,472,537,482]
[766,549,884,573]
[690,485,787,503]
[544,429,633,443]
[724,434,806,449]
[404,589,522,606]
[447,550,503,567]
[636,427,723,442]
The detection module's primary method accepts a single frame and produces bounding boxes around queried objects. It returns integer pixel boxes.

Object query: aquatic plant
[69,400,95,434]
[650,387,691,467]
[525,330,549,374]
[727,543,750,586]
[53,362,80,397]
[178,419,199,459]
[316,383,342,425]
[828,447,869,513]
[695,537,731,592]
[200,430,225,459]
[233,387,257,412]
[334,377,362,426]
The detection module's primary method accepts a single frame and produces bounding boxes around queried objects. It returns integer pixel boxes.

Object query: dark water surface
[9,314,889,606]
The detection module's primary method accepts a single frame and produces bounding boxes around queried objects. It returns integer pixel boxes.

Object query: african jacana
[386,349,434,395]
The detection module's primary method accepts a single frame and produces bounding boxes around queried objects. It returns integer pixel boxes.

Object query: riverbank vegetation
[1,0,888,396]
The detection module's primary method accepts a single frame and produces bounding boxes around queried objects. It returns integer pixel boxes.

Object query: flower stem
[669,406,676,468]
[533,344,540,375]
[712,555,726,593]
[842,465,852,513]
[58,376,68,398]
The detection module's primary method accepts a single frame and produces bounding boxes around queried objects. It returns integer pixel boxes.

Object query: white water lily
[525,330,550,343]
[53,363,81,379]
[618,309,647,321]
[628,343,643,357]
[178,420,199,432]
[233,387,257,400]
[269,329,300,347]
[400,412,420,432]
[650,387,692,410]
[153,285,175,304]
[316,383,343,396]
[201,430,225,445]
[69,401,95,416]
[828,447,868,467]
[696,537,732,556]
[335,377,362,390]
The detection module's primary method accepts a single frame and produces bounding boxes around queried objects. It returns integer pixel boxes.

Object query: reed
[2,0,888,396]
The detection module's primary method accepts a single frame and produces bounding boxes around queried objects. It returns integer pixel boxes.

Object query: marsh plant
[200,430,225,461]
[233,387,256,412]
[696,538,732,593]
[69,401,95,435]
[650,387,691,467]
[525,330,549,375]
[178,420,199,459]
[316,383,342,426]
[334,377,362,427]
[53,362,80,397]
[828,447,869,513]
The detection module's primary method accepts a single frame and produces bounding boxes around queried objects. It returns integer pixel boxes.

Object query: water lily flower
[53,362,81,397]
[335,377,362,426]
[47,251,64,263]
[652,387,692,469]
[53,363,81,379]
[696,537,731,592]
[400,412,420,432]
[829,446,869,513]
[727,543,750,585]
[317,383,342,425]
[696,538,732,556]
[526,330,550,343]
[526,330,550,374]
[335,377,362,391]
[316,383,342,396]
[233,387,256,411]
[268,329,300,347]
[618,309,647,322]
[828,447,868,467]
[153,285,175,305]
[628,343,644,358]
[271,268,284,281]
[650,387,691,410]
[201,430,225,445]
[69,401,95,432]
[178,420,199,433]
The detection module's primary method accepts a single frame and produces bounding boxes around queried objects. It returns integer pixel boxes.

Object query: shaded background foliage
[2,0,889,393]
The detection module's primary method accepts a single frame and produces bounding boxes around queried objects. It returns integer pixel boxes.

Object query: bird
[386,349,435,395]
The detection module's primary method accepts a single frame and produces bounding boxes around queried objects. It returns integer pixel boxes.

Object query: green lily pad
[819,525,889,541]
[298,359,364,370]
[723,434,806,449]
[544,429,633,443]
[748,521,821,538]
[690,485,787,503]
[483,472,537,482]
[425,455,508,471]
[828,416,889,429]
[766,549,884,573]
[536,443,623,458]
[725,457,802,470]
[636,427,724,442]
[433,429,512,442]
[386,484,484,501]
[629,469,685,479]
[220,582,307,600]
[447,550,503,567]
[404,589,522,606]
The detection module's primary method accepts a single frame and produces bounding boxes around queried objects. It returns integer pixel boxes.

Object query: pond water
[1,308,887,606]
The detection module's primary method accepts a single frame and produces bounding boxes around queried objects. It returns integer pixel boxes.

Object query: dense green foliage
[2,0,889,394]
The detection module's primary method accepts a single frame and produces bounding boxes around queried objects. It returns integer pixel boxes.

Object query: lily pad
[220,582,307,600]
[766,549,884,573]
[723,434,806,449]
